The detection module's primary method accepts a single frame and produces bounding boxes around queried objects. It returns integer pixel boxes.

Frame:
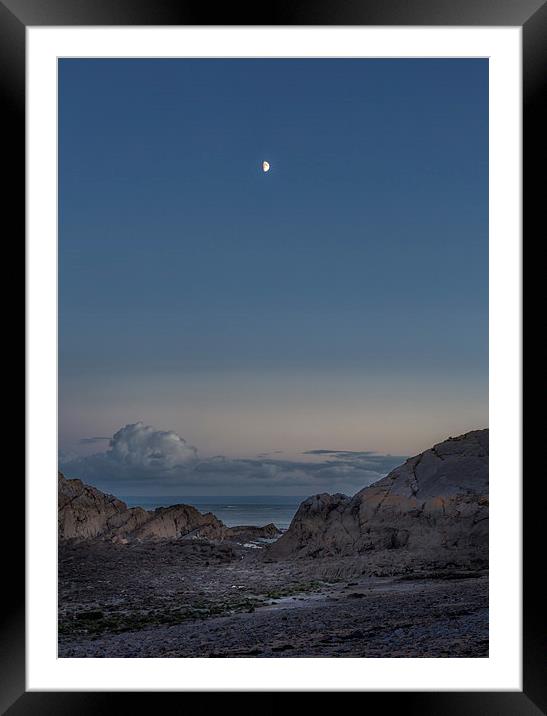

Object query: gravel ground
[58,540,488,658]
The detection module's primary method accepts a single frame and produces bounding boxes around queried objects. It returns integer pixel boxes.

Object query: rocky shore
[59,540,487,657]
[58,429,489,658]
[58,471,280,544]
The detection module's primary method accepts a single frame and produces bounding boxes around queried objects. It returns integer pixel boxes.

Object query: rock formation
[267,429,488,566]
[58,472,142,540]
[58,472,280,543]
[224,523,280,541]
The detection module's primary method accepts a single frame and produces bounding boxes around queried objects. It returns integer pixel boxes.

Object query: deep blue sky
[59,59,488,495]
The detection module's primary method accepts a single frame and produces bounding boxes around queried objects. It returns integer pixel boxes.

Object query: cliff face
[58,473,279,543]
[267,430,488,564]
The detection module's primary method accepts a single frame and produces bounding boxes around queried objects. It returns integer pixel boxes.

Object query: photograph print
[58,58,489,658]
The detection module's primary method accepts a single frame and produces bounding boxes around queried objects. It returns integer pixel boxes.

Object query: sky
[58,58,488,496]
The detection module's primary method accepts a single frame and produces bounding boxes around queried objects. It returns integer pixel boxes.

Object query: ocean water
[119,495,305,531]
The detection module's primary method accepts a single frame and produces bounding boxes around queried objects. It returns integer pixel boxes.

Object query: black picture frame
[8,0,545,711]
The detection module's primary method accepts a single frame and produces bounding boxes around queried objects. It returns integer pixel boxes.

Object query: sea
[118,495,305,531]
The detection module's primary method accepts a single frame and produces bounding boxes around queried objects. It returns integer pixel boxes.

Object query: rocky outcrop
[132,504,225,541]
[267,429,488,566]
[58,472,141,540]
[224,523,280,541]
[58,472,281,543]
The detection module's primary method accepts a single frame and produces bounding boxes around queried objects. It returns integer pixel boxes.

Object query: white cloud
[107,422,197,470]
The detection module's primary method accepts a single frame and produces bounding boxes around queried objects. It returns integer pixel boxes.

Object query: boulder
[267,429,488,566]
[224,523,281,541]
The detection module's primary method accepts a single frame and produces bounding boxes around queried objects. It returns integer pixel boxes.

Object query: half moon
[262,161,270,172]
